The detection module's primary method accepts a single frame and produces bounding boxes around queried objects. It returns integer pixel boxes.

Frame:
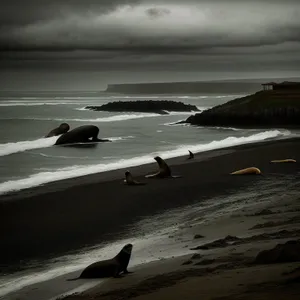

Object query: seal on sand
[124,171,146,185]
[187,150,194,160]
[67,244,133,280]
[45,123,70,138]
[270,159,296,163]
[55,125,111,145]
[145,156,181,178]
[230,167,261,175]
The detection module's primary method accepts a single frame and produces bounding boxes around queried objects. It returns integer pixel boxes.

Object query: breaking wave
[0,112,198,123]
[0,130,290,195]
[0,136,134,157]
[0,136,58,157]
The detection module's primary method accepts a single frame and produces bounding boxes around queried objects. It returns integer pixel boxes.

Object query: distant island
[180,81,300,128]
[85,100,199,115]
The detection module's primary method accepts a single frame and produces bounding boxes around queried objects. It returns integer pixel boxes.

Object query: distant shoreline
[105,81,261,94]
[104,78,300,94]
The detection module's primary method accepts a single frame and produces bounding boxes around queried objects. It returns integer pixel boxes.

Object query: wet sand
[1,137,300,299]
[61,180,300,300]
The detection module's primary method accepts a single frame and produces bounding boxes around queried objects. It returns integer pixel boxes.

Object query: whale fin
[187,150,194,160]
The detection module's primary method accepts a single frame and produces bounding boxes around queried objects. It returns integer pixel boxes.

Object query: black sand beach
[1,137,299,273]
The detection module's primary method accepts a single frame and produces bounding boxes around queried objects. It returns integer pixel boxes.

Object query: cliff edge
[183,88,300,128]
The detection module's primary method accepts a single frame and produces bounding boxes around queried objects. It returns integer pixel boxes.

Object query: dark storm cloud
[0,0,140,28]
[0,0,299,54]
[145,7,171,18]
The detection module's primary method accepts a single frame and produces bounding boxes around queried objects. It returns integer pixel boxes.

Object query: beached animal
[45,123,70,138]
[230,167,262,175]
[124,171,146,185]
[187,150,194,160]
[145,156,181,178]
[55,125,111,145]
[67,244,133,280]
[270,159,296,163]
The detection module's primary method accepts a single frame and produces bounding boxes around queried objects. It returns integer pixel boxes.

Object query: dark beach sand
[0,137,299,272]
[58,138,300,300]
[1,137,300,300]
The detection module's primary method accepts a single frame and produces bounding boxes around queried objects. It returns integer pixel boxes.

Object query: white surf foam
[107,135,135,141]
[0,130,290,195]
[0,136,58,157]
[0,102,86,107]
[1,112,197,123]
[75,107,89,111]
[0,135,134,158]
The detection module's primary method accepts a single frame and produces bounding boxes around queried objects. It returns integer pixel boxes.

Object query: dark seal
[145,156,181,179]
[124,171,146,185]
[45,123,70,138]
[55,125,111,145]
[67,244,133,280]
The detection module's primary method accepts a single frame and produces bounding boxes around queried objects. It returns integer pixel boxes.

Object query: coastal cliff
[183,89,300,128]
[86,100,199,115]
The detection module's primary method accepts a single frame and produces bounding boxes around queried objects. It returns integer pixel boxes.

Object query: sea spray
[0,130,290,195]
[0,136,58,157]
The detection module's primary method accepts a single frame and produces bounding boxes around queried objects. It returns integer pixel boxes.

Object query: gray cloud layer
[0,0,299,54]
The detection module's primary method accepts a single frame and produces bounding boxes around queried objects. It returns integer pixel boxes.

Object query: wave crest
[0,137,58,157]
[0,130,290,195]
[0,135,134,157]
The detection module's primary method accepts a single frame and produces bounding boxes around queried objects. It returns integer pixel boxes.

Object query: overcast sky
[0,0,299,90]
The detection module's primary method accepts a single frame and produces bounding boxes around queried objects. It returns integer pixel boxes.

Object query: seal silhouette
[55,125,111,145]
[67,244,133,280]
[230,167,262,175]
[145,156,181,179]
[124,171,146,185]
[187,150,194,160]
[45,123,70,138]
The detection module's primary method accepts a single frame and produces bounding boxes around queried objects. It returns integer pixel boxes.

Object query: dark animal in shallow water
[124,171,146,185]
[187,150,194,160]
[67,244,133,280]
[45,123,70,138]
[145,156,181,179]
[55,125,111,145]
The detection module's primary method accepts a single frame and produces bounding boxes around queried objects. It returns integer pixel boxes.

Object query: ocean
[0,90,298,299]
[0,91,295,195]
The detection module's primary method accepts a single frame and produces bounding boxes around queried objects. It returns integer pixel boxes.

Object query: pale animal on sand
[230,167,262,175]
[270,159,296,163]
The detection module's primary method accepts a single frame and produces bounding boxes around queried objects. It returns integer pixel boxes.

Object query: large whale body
[55,125,111,145]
